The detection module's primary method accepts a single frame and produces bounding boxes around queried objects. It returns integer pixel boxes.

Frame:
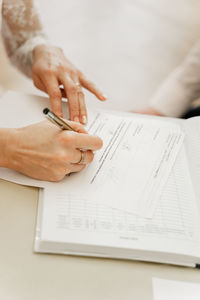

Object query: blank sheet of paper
[153,278,200,300]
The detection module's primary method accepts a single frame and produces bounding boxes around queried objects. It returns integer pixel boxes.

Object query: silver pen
[43,108,77,132]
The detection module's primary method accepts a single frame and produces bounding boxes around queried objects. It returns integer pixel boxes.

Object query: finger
[60,75,79,122]
[63,131,103,150]
[75,150,94,165]
[42,75,63,117]
[78,90,88,125]
[79,74,107,101]
[33,75,47,93]
[63,148,93,164]
[71,73,87,125]
[62,120,88,134]
[70,73,86,124]
[67,163,86,174]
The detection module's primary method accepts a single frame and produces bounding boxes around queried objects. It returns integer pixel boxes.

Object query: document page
[39,147,200,258]
[184,117,200,206]
[56,111,184,217]
[153,278,200,300]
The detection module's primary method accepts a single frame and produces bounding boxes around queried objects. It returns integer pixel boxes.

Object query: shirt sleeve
[1,0,49,78]
[150,41,200,117]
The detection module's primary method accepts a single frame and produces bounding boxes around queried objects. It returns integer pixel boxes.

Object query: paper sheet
[53,111,184,217]
[82,111,184,216]
[153,278,200,300]
[39,147,200,259]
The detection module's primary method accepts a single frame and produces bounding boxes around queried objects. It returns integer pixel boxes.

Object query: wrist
[0,128,18,168]
[33,44,62,59]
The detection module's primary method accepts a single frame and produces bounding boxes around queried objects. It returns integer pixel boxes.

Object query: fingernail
[101,94,107,100]
[74,117,79,123]
[82,115,87,125]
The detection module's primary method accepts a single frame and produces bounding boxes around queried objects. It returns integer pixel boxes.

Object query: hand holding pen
[43,108,103,169]
[4,110,103,182]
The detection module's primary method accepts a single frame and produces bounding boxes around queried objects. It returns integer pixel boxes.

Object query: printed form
[56,111,184,218]
[39,145,200,259]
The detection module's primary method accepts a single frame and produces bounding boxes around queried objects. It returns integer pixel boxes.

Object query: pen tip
[43,108,50,115]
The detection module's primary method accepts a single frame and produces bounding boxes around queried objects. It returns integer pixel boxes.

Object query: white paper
[38,147,200,260]
[84,111,184,216]
[0,167,46,188]
[153,278,200,300]
[54,111,184,217]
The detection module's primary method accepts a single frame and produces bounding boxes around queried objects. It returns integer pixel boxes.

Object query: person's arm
[136,41,200,118]
[0,121,103,181]
[2,0,106,123]
[0,128,13,168]
[2,0,47,77]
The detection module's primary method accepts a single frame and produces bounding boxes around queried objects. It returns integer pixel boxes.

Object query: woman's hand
[32,45,107,124]
[2,121,103,182]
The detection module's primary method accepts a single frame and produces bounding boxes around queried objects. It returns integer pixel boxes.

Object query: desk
[0,180,200,300]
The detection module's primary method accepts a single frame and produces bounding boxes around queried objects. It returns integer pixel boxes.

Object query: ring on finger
[77,150,86,164]
[75,82,82,88]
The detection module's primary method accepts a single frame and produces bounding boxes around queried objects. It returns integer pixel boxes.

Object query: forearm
[151,41,200,117]
[2,0,48,77]
[0,128,15,168]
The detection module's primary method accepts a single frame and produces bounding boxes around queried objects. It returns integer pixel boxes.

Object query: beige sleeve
[151,41,200,117]
[1,0,48,78]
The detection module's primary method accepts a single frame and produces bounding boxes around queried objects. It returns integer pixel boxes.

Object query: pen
[43,108,76,132]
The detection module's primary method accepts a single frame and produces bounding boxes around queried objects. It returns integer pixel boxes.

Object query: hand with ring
[32,45,107,124]
[1,120,103,182]
[77,150,87,165]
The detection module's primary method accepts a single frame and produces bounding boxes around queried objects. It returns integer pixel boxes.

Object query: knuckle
[60,132,76,145]
[70,69,77,77]
[52,172,65,182]
[51,176,61,182]
[58,64,67,72]
[78,91,84,99]
[45,67,56,76]
[49,168,65,182]
[55,151,69,163]
[70,85,78,93]
[50,89,62,99]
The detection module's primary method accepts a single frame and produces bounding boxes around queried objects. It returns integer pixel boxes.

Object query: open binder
[0,91,199,267]
[35,106,200,268]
